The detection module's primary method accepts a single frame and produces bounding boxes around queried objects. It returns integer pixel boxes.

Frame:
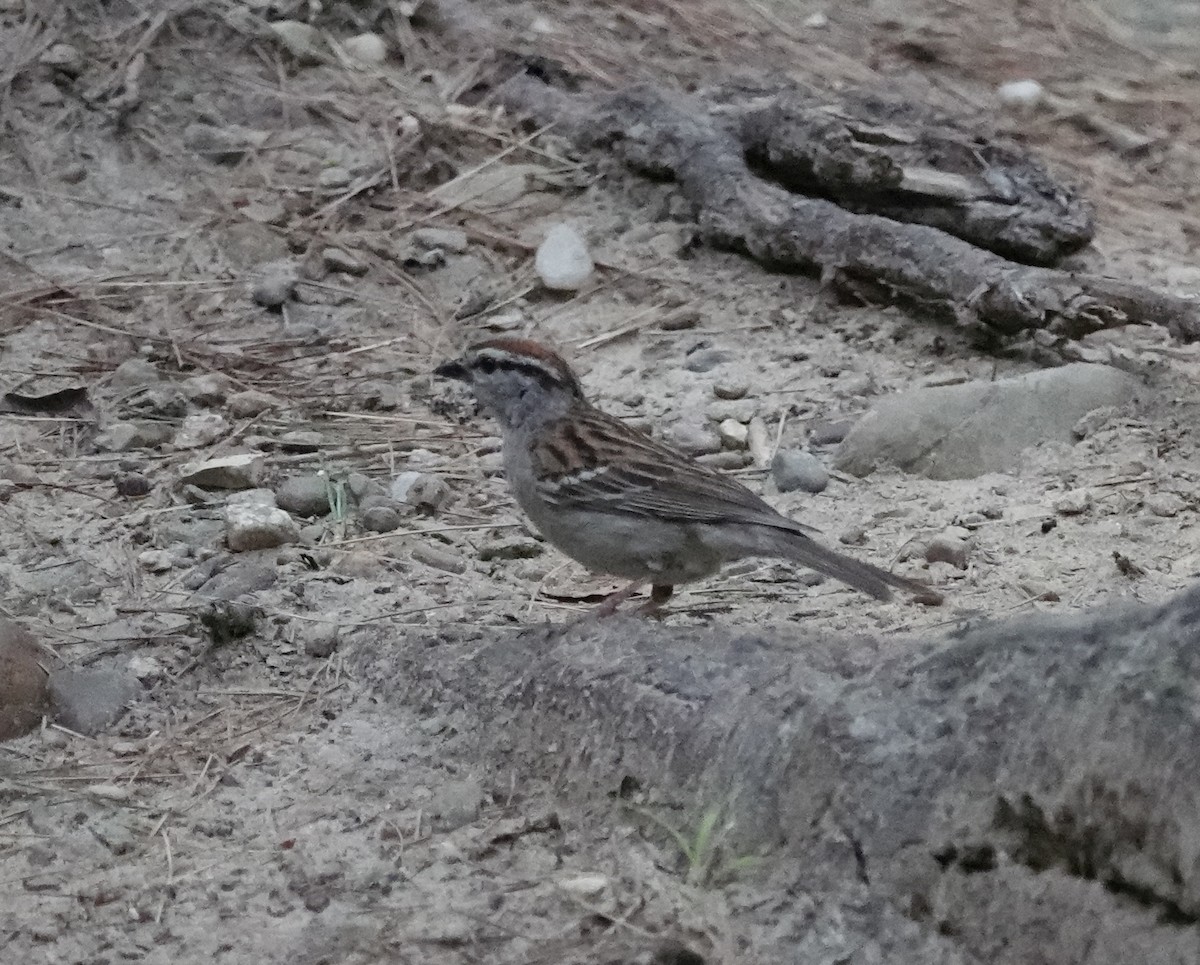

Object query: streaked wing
[531,406,814,532]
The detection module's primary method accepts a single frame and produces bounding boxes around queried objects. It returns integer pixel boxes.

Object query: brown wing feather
[532,406,815,532]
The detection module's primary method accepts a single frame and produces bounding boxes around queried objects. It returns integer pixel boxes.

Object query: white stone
[717,418,749,450]
[535,223,594,291]
[226,503,299,552]
[268,21,321,60]
[997,79,1045,110]
[174,413,230,449]
[342,33,387,64]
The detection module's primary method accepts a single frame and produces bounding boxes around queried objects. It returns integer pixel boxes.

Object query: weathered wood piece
[386,585,1200,964]
[498,77,1200,344]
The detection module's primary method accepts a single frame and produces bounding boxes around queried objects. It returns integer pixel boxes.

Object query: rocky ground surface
[2,0,1200,962]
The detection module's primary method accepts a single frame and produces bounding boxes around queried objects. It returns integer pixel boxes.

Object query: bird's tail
[761,528,941,604]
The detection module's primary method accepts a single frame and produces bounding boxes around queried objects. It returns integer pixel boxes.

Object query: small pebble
[227,389,277,417]
[225,503,299,552]
[268,20,321,60]
[1053,489,1092,516]
[685,348,733,373]
[924,529,971,569]
[361,506,402,533]
[302,626,341,658]
[32,81,63,106]
[391,472,449,512]
[181,373,231,407]
[342,32,387,64]
[535,223,594,291]
[839,525,867,545]
[411,544,467,574]
[1146,492,1186,518]
[252,265,297,308]
[40,43,83,76]
[95,423,144,453]
[318,166,352,189]
[707,398,758,423]
[808,419,853,446]
[174,413,229,450]
[667,424,720,456]
[113,472,152,497]
[321,247,367,276]
[697,451,751,470]
[997,79,1045,111]
[275,475,332,517]
[278,430,323,452]
[713,380,749,401]
[717,418,749,450]
[179,454,265,491]
[137,550,174,573]
[771,450,829,494]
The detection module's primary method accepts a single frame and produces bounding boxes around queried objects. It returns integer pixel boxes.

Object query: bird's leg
[595,580,645,617]
[636,583,674,617]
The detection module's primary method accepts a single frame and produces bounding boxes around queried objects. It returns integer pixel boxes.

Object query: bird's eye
[478,357,497,374]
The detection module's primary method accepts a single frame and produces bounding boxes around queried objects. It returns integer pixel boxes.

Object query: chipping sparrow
[436,337,939,615]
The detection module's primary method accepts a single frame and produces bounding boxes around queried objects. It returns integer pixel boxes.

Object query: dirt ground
[2,0,1200,962]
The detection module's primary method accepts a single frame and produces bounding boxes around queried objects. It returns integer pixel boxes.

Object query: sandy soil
[1,0,1199,961]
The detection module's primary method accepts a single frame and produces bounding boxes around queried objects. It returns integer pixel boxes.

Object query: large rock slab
[378,586,1200,964]
[834,363,1142,479]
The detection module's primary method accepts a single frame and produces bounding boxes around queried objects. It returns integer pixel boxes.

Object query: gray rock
[48,667,139,736]
[924,529,970,569]
[1146,492,1186,518]
[771,449,830,494]
[174,413,229,449]
[390,472,449,512]
[361,506,402,533]
[137,550,175,573]
[713,379,749,400]
[302,625,341,658]
[411,227,469,253]
[808,419,853,446]
[40,42,83,76]
[194,559,278,600]
[430,776,484,829]
[179,454,265,490]
[318,166,352,189]
[252,264,298,308]
[227,389,277,417]
[835,363,1142,480]
[113,471,152,497]
[666,424,721,456]
[226,503,300,552]
[109,357,161,390]
[321,247,368,276]
[342,32,387,64]
[275,475,332,517]
[684,347,733,373]
[434,162,543,208]
[181,373,231,406]
[1054,489,1092,515]
[278,430,323,452]
[94,423,143,453]
[717,418,749,450]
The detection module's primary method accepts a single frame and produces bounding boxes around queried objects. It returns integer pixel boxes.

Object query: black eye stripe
[471,354,583,398]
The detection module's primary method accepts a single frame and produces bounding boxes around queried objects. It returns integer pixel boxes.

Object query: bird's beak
[434,358,468,381]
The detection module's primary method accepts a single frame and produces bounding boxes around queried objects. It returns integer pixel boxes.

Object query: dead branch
[497,76,1200,344]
